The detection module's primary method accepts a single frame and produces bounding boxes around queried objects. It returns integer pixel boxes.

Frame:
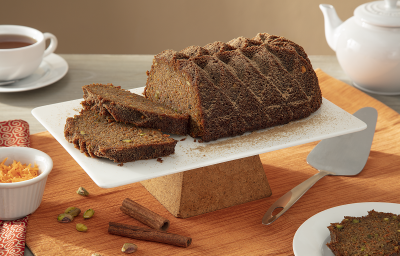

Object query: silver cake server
[262,107,378,225]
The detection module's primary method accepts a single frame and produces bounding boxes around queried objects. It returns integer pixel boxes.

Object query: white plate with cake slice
[293,202,400,256]
[32,87,366,188]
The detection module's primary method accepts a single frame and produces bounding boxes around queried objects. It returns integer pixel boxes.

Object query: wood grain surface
[25,69,400,255]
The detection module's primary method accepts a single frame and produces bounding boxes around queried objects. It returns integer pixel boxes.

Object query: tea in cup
[0,25,58,81]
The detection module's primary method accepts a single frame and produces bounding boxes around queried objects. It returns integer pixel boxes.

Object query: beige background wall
[0,0,367,55]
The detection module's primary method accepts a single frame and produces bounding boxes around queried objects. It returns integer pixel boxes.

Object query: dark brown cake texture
[327,210,400,256]
[144,32,322,142]
[64,109,177,163]
[82,83,189,135]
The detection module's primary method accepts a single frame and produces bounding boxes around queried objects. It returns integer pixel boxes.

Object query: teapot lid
[355,0,400,27]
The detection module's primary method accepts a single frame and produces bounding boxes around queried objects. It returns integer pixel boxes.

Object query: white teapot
[320,0,400,95]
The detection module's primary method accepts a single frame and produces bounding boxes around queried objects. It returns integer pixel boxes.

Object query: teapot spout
[319,4,343,52]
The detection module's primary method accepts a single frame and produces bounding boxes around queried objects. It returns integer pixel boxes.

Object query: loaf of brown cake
[144,33,322,142]
[82,83,189,135]
[327,210,400,256]
[64,109,177,163]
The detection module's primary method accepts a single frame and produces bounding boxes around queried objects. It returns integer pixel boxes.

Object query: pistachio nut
[76,223,88,232]
[83,208,95,219]
[77,186,89,196]
[65,207,81,217]
[121,243,138,254]
[57,213,74,223]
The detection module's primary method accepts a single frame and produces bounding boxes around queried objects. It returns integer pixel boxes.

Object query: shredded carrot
[0,157,39,183]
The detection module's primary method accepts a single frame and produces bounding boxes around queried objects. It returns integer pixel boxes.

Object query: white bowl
[0,147,53,220]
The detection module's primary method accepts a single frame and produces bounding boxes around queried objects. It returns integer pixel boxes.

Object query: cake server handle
[262,170,332,225]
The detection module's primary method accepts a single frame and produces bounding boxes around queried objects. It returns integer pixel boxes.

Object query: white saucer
[0,53,68,93]
[293,202,400,256]
[352,82,400,96]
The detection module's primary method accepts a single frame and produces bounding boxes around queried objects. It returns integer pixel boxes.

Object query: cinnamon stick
[108,222,192,248]
[120,198,170,231]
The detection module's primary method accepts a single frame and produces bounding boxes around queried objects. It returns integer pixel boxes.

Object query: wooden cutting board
[26,69,400,255]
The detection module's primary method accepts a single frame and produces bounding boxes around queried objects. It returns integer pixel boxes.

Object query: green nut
[83,209,95,219]
[336,224,344,229]
[352,219,360,223]
[65,207,81,217]
[77,186,89,196]
[76,223,88,232]
[121,243,138,254]
[384,218,389,222]
[57,213,74,223]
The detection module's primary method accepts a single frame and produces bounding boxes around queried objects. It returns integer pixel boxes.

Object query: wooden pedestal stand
[140,155,272,218]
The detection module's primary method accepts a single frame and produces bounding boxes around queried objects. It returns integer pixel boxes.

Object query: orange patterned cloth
[0,120,30,147]
[0,119,30,256]
[0,217,29,256]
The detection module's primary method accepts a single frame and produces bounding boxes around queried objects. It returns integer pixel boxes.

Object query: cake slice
[82,83,189,135]
[64,109,177,163]
[327,210,400,255]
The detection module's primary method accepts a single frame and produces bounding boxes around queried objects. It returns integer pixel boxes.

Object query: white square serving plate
[32,88,366,188]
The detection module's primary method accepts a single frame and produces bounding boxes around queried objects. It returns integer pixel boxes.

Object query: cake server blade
[262,107,377,225]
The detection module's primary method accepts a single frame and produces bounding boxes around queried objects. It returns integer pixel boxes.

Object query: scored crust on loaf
[327,210,400,256]
[144,32,322,142]
[64,109,177,163]
[82,83,189,135]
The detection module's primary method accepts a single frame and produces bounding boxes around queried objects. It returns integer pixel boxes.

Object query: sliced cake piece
[64,109,177,163]
[327,210,400,255]
[82,83,189,135]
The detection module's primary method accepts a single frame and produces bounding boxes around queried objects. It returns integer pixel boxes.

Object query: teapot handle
[385,0,398,9]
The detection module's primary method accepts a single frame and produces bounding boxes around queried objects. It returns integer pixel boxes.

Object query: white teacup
[0,25,58,81]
